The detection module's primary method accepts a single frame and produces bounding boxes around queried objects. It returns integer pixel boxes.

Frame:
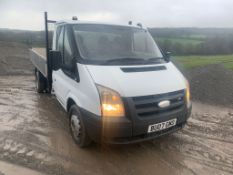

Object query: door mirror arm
[71,58,80,82]
[164,52,171,62]
[73,65,80,82]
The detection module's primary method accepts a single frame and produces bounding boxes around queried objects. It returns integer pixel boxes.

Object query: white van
[30,13,192,147]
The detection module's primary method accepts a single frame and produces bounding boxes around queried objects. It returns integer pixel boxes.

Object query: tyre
[35,68,46,93]
[69,105,92,148]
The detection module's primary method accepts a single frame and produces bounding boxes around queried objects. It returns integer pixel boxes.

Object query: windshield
[72,24,164,64]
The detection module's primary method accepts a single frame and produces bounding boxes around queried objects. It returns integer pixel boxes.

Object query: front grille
[132,90,185,118]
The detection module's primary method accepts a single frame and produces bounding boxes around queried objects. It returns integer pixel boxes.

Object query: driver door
[53,25,77,107]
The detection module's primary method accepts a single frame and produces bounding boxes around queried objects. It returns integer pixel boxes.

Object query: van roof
[55,20,146,29]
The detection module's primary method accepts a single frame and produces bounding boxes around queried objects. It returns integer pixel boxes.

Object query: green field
[156,37,204,45]
[174,55,233,71]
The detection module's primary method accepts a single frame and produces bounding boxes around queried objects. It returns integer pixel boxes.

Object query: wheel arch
[66,94,81,113]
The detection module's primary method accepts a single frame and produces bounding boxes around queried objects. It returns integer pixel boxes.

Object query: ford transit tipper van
[30,12,192,147]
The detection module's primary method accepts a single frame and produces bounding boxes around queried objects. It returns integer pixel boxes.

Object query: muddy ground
[0,42,232,175]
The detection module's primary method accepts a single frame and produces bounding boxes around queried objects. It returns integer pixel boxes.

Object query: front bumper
[80,104,192,144]
[105,122,186,144]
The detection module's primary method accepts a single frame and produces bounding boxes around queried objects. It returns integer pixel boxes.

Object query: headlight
[185,79,191,106]
[96,84,125,117]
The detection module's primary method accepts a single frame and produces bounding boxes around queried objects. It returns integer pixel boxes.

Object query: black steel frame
[44,12,56,92]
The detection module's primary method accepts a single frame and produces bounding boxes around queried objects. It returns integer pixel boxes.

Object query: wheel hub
[71,115,81,140]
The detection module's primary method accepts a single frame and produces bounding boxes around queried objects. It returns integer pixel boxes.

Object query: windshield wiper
[103,58,146,65]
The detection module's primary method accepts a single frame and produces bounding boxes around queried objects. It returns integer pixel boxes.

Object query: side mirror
[49,50,62,71]
[164,51,171,62]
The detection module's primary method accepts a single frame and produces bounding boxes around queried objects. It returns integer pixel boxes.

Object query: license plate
[148,118,177,133]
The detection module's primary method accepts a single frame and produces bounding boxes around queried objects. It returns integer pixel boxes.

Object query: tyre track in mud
[0,136,76,175]
[160,133,233,174]
[157,107,233,175]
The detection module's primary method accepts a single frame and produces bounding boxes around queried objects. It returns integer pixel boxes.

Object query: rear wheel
[69,105,91,148]
[35,68,46,93]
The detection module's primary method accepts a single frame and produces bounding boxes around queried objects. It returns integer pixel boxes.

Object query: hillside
[149,28,233,55]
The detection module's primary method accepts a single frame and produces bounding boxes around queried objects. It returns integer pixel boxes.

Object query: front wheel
[69,105,92,148]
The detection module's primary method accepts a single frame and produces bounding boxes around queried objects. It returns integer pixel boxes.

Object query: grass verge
[174,55,233,71]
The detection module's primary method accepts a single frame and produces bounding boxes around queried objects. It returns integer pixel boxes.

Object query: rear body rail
[30,49,47,77]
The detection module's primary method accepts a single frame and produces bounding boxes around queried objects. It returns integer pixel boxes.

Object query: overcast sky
[0,0,233,30]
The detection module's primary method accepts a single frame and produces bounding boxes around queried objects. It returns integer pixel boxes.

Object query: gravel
[0,41,33,75]
[185,64,233,107]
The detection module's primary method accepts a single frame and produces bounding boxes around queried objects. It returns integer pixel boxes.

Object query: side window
[63,27,73,67]
[57,26,64,56]
[55,26,62,49]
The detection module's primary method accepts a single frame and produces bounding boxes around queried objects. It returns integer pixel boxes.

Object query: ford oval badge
[158,100,170,108]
